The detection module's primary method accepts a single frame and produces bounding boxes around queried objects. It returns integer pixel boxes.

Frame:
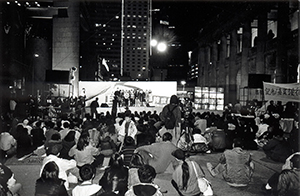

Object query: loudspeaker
[45,70,70,84]
[248,74,271,88]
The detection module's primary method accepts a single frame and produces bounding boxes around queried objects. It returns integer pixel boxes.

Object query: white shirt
[72,181,102,196]
[41,155,76,189]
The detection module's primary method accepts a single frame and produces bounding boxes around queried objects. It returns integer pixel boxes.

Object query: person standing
[159,95,182,145]
[90,98,99,119]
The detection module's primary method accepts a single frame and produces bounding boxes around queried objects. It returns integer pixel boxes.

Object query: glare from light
[150,39,157,47]
[181,80,186,86]
[157,42,167,52]
[34,54,39,57]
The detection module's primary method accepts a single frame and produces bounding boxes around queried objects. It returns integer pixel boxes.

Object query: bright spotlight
[150,39,158,47]
[157,42,167,52]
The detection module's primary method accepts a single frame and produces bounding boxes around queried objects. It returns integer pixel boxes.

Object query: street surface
[6,149,284,196]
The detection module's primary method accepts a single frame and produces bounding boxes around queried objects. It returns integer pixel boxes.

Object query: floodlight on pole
[150,39,158,47]
[157,42,167,52]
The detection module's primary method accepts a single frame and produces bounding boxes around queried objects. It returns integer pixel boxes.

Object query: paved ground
[6,149,284,196]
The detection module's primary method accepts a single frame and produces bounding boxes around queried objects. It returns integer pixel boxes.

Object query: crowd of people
[0,93,299,196]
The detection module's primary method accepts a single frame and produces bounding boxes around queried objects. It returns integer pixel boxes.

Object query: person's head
[124,136,135,146]
[79,164,95,181]
[46,143,63,156]
[51,132,61,141]
[124,110,132,123]
[272,127,284,138]
[77,132,90,151]
[170,95,179,105]
[129,153,145,168]
[192,128,202,135]
[162,132,172,142]
[35,121,42,128]
[138,165,156,183]
[171,149,186,161]
[232,138,244,149]
[290,154,300,169]
[63,121,70,129]
[41,161,59,180]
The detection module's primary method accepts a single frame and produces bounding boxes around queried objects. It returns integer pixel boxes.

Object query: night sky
[152,1,233,51]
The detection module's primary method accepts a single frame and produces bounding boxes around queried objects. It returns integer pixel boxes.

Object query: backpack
[164,106,177,129]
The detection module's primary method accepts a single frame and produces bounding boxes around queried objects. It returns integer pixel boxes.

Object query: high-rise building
[80,0,151,81]
[122,0,151,80]
[80,1,122,81]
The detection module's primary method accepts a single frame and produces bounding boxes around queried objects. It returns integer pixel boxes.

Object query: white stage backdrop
[79,81,177,107]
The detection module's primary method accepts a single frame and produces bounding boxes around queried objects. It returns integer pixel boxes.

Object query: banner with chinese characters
[263,82,300,103]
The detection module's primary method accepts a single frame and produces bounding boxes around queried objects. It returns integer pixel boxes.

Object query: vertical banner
[263,82,300,103]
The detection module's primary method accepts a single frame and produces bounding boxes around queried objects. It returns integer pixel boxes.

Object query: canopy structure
[263,82,300,103]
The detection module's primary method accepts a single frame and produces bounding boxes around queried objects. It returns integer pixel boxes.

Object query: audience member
[59,131,76,160]
[72,164,103,196]
[171,149,205,196]
[35,161,68,196]
[125,164,163,196]
[0,163,22,196]
[118,110,138,146]
[68,131,102,169]
[0,128,17,162]
[30,121,46,149]
[159,95,181,145]
[262,127,292,163]
[15,125,35,160]
[134,132,178,174]
[206,138,254,187]
[120,136,137,167]
[262,153,300,195]
[99,154,128,196]
[41,141,77,190]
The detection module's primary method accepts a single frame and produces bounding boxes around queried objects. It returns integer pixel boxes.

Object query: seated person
[72,164,103,196]
[99,154,129,196]
[0,163,22,196]
[134,132,178,174]
[41,142,77,190]
[206,138,254,187]
[0,128,17,161]
[120,136,137,167]
[190,128,210,153]
[35,161,68,196]
[125,164,163,196]
[262,127,293,163]
[262,152,300,195]
[171,149,208,196]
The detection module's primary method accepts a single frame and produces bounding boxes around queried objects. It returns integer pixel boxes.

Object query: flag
[102,58,109,72]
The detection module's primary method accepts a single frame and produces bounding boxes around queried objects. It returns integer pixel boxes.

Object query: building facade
[196,2,299,107]
[122,0,151,80]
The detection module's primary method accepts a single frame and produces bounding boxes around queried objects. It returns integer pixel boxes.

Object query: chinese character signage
[263,82,300,103]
